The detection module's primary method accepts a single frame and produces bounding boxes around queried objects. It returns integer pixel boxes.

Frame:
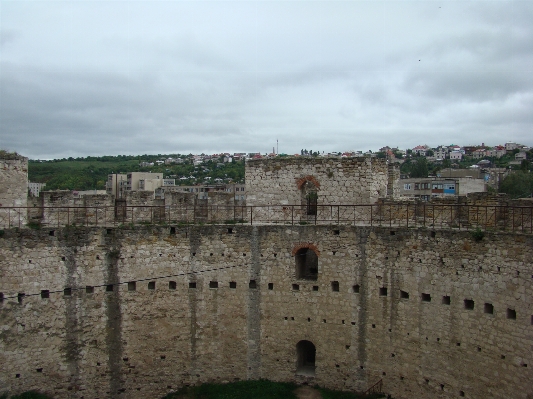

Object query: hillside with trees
[29,155,245,191]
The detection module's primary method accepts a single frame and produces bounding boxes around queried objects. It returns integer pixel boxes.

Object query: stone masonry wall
[0,226,532,399]
[245,157,394,207]
[0,156,28,227]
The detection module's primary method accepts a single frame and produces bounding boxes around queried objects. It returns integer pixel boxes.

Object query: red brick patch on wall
[291,243,320,257]
[296,175,320,190]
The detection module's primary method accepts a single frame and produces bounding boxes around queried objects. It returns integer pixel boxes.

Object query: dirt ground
[293,386,322,399]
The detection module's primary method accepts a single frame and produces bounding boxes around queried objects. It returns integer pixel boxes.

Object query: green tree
[499,171,533,198]
[410,157,429,178]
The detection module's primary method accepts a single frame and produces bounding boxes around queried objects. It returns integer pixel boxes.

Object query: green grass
[317,386,385,399]
[162,380,299,399]
[0,392,53,399]
[161,380,386,399]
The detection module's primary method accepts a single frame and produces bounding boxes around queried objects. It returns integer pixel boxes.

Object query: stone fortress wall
[0,155,28,226]
[245,157,398,206]
[0,225,531,399]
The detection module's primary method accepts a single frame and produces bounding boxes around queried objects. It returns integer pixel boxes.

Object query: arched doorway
[296,340,316,376]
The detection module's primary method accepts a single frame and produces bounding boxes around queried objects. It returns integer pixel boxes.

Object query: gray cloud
[0,0,531,159]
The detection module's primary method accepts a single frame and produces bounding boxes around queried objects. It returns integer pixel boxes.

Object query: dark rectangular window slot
[148,282,156,290]
[170,227,176,235]
[189,282,196,289]
[531,315,533,325]
[312,285,319,291]
[209,281,218,289]
[230,281,237,289]
[442,295,451,305]
[41,290,49,299]
[36,368,43,373]
[333,229,340,235]
[249,280,257,289]
[421,293,431,302]
[106,284,114,292]
[268,283,273,290]
[464,299,475,310]
[379,287,388,296]
[484,303,494,314]
[128,282,136,291]
[18,293,25,303]
[106,229,113,235]
[390,231,395,235]
[353,284,360,293]
[292,284,299,291]
[49,230,55,236]
[507,308,516,319]
[61,256,66,261]
[227,228,233,234]
[430,231,436,237]
[64,288,72,296]
[0,293,3,303]
[400,290,409,299]
[160,355,166,360]
[16,374,20,378]
[331,281,340,292]
[169,281,177,290]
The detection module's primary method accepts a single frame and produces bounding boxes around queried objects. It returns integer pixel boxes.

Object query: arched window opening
[295,248,318,280]
[296,340,316,376]
[300,181,318,216]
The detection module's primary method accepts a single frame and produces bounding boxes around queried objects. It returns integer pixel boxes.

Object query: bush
[471,227,485,242]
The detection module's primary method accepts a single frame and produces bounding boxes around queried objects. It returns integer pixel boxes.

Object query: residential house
[472,149,487,159]
[433,147,448,160]
[412,145,429,156]
[398,177,485,200]
[449,151,463,161]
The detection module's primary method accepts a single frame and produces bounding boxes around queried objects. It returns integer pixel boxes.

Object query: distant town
[20,140,532,201]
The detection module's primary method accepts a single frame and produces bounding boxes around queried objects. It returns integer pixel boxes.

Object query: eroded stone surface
[0,225,531,399]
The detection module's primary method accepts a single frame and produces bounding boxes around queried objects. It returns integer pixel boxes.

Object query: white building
[450,151,463,161]
[28,182,46,197]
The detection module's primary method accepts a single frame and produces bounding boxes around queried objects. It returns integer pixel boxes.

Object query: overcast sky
[1,0,532,159]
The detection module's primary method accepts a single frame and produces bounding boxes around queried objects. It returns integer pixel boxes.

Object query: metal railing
[0,203,532,233]
[364,379,383,395]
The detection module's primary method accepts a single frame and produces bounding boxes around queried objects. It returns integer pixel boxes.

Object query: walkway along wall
[0,225,532,399]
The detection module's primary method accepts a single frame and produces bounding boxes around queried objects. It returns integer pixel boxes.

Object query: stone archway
[296,340,316,376]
